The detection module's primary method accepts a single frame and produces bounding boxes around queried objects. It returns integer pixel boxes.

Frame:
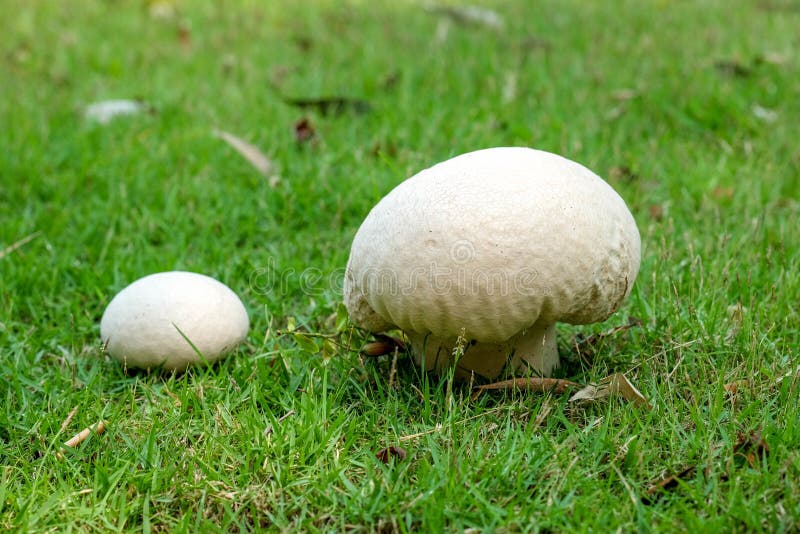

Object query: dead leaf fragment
[608,166,639,183]
[714,59,752,78]
[294,118,316,143]
[502,71,517,103]
[648,204,664,221]
[569,373,651,409]
[724,380,749,395]
[733,431,769,468]
[712,186,735,199]
[376,445,407,463]
[427,5,505,29]
[84,100,145,124]
[611,88,639,101]
[752,104,778,123]
[756,51,790,65]
[177,21,192,51]
[148,0,176,20]
[643,464,698,503]
[733,431,769,467]
[213,129,273,176]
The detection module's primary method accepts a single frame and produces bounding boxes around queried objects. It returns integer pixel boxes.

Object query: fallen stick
[56,420,109,460]
[471,377,581,400]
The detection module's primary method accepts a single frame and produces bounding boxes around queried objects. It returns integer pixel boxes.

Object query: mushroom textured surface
[100,271,249,371]
[344,147,641,379]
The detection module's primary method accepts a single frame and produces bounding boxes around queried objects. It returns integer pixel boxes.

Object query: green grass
[1,0,799,531]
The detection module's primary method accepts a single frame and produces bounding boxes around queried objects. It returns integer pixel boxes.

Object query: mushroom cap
[344,147,641,343]
[100,271,249,371]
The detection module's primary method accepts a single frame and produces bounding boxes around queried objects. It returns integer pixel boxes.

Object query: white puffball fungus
[344,147,641,379]
[100,271,249,371]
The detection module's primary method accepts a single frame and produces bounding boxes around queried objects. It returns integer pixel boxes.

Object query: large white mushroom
[344,147,641,379]
[100,271,249,371]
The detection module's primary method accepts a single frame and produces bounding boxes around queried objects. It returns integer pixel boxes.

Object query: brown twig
[56,420,108,460]
[471,377,581,400]
[388,348,399,389]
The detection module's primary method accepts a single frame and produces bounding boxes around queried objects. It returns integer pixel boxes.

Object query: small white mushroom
[100,271,249,371]
[344,147,641,379]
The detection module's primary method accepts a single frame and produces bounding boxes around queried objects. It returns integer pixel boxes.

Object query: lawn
[1,0,799,531]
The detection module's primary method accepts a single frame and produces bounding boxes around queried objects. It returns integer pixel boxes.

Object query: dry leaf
[177,21,192,51]
[428,5,505,29]
[148,0,176,20]
[608,166,639,183]
[714,59,752,78]
[648,204,664,221]
[642,464,698,503]
[712,186,735,199]
[757,51,790,65]
[502,71,517,103]
[611,88,638,101]
[733,431,769,468]
[213,129,273,176]
[84,100,144,124]
[569,373,651,409]
[724,380,749,395]
[752,104,778,123]
[294,118,316,143]
[376,445,407,463]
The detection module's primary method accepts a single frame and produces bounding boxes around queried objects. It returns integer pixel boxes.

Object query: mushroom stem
[407,320,559,380]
